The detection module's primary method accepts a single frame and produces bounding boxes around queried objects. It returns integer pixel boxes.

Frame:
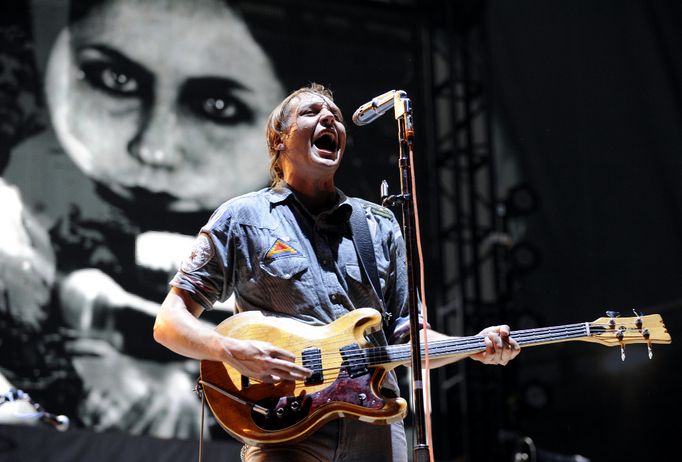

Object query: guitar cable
[408,136,435,462]
[195,380,206,462]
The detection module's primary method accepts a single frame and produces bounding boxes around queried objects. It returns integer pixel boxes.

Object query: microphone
[1,387,70,431]
[39,411,70,432]
[352,90,398,126]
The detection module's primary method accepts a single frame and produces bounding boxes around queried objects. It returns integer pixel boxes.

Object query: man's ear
[274,133,285,152]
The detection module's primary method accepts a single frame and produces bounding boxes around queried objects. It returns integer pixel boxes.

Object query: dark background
[1,0,681,461]
[483,1,682,461]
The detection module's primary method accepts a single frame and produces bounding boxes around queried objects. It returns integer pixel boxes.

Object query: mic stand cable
[383,90,434,462]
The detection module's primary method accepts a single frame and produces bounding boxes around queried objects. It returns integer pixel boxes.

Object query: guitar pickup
[301,347,324,385]
[340,343,369,378]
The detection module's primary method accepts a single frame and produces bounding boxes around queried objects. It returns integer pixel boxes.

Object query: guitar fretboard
[366,323,590,366]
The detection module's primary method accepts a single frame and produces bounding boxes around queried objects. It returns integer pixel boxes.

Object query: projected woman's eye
[181,78,254,125]
[77,46,152,98]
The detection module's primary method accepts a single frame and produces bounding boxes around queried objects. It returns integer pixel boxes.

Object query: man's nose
[319,109,336,127]
[128,107,182,168]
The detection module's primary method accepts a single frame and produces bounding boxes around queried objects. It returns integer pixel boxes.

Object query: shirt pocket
[260,256,309,280]
[256,256,314,315]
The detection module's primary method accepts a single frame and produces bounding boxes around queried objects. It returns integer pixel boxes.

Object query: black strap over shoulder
[348,199,389,325]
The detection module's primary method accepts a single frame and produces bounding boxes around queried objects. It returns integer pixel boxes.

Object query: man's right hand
[220,337,312,383]
[154,287,311,384]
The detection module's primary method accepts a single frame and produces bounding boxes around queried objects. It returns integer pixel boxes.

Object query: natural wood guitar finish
[200,308,671,446]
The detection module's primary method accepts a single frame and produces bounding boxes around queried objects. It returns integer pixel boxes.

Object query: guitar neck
[373,323,590,367]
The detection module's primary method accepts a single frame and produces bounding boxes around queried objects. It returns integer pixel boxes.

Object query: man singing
[153,83,520,461]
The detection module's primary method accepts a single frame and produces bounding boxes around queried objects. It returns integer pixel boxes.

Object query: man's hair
[265,82,338,185]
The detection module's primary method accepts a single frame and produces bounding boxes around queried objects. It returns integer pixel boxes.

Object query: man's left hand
[469,325,520,366]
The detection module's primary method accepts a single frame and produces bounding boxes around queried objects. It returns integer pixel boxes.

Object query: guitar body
[200,307,672,446]
[200,308,407,446]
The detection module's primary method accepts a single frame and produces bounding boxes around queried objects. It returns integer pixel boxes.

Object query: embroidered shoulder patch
[266,238,299,260]
[369,205,393,220]
[181,233,214,273]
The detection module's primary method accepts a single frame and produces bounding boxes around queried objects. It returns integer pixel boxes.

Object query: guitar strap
[349,199,390,327]
[195,380,206,462]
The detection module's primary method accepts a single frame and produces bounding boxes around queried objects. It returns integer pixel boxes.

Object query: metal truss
[419,1,509,460]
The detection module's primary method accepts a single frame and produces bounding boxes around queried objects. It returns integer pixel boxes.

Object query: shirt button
[331,294,337,302]
[322,259,328,265]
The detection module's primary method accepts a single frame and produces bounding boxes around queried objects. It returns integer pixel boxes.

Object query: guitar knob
[358,393,367,403]
[276,408,285,418]
[290,401,300,411]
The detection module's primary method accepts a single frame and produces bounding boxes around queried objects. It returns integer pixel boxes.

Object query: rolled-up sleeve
[169,205,234,311]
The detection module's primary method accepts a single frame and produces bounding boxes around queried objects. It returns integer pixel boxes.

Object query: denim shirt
[170,184,412,344]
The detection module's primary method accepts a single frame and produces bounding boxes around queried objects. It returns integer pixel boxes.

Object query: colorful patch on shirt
[266,238,299,260]
[180,233,214,273]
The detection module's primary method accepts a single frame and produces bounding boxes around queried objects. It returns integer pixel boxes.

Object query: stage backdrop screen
[0,0,422,440]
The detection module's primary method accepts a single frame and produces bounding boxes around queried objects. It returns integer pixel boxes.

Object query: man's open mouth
[312,132,338,153]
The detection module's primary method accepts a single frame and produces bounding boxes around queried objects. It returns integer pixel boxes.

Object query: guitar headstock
[587,312,671,360]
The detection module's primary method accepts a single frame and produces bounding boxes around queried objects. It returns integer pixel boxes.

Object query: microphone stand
[381,91,431,462]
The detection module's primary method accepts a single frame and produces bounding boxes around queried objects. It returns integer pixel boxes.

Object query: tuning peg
[642,328,653,359]
[606,311,620,329]
[632,309,644,329]
[616,328,626,361]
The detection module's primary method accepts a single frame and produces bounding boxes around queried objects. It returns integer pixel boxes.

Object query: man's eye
[80,62,142,96]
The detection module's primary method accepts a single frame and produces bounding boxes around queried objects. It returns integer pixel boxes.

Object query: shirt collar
[265,182,294,204]
[316,191,352,236]
[266,183,351,211]
[267,183,352,235]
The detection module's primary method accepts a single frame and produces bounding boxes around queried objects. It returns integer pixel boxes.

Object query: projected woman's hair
[0,0,285,438]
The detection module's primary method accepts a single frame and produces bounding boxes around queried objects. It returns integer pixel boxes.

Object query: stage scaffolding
[419,1,512,460]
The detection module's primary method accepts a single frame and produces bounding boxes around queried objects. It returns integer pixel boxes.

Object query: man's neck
[284,177,337,215]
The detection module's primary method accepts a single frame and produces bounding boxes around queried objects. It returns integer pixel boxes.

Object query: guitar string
[299,322,645,358]
[295,326,591,371]
[233,322,657,385]
[302,325,648,368]
[335,328,588,369]
[295,323,618,363]
[293,324,651,372]
[234,323,655,385]
[241,321,648,362]
[230,323,649,379]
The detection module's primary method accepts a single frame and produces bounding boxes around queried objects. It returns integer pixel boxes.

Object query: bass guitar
[199,308,671,446]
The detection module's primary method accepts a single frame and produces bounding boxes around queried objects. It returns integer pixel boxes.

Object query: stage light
[503,183,540,218]
[509,241,542,273]
[522,380,549,410]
